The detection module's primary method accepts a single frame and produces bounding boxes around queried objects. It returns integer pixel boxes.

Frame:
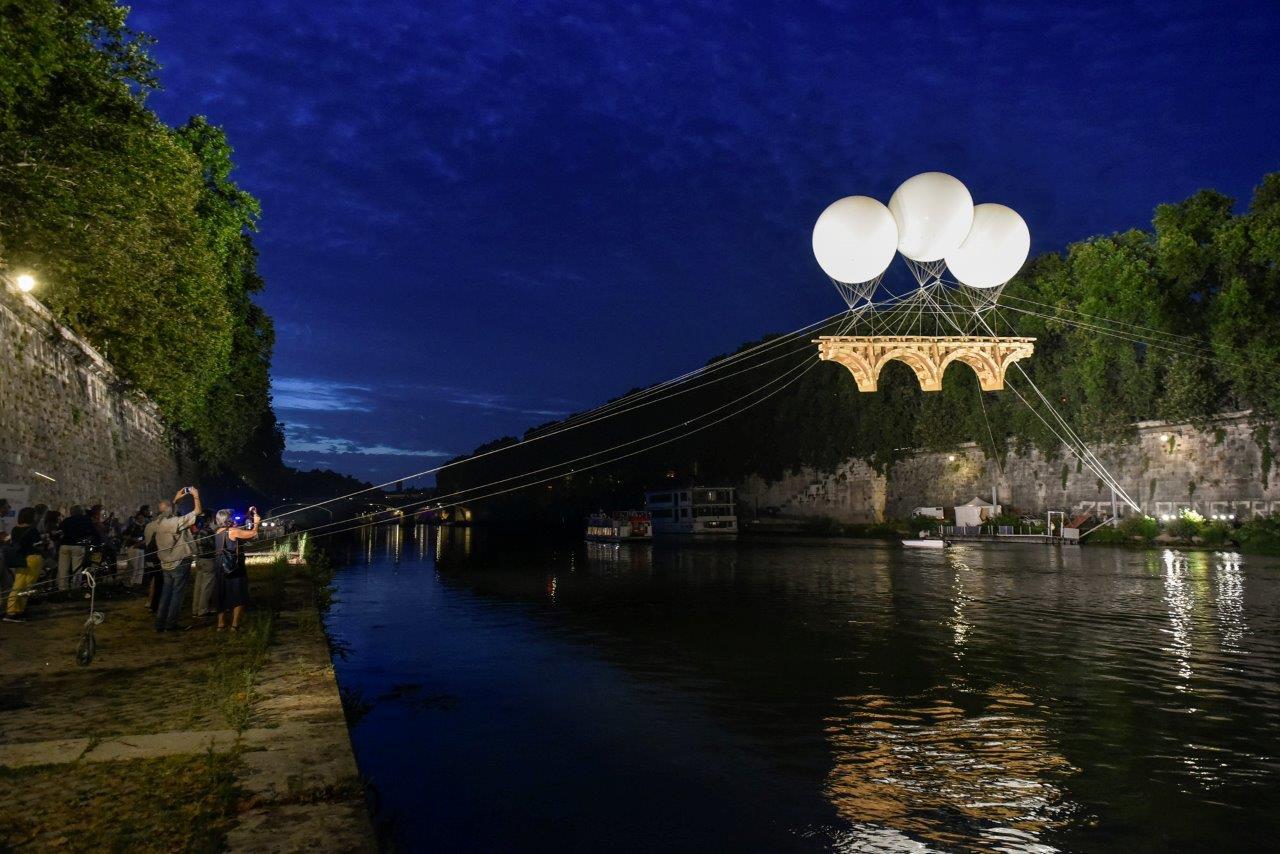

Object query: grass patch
[201,559,288,732]
[0,750,240,850]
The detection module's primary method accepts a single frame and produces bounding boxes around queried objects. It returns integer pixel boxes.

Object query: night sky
[131,0,1280,484]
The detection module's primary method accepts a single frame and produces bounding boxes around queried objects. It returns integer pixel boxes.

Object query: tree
[0,1,276,469]
[1211,175,1280,416]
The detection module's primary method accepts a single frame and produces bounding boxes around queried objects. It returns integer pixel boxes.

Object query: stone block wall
[739,412,1280,523]
[0,279,192,516]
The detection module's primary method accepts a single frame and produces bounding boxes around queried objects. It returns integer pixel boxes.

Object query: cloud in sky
[422,386,572,418]
[273,377,372,412]
[282,421,449,459]
[270,379,574,482]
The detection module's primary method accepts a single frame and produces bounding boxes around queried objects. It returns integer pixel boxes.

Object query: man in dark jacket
[57,505,101,591]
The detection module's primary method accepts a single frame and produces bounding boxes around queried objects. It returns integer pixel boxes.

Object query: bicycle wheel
[76,626,97,666]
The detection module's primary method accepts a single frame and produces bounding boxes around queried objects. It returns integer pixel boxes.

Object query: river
[324,527,1280,852]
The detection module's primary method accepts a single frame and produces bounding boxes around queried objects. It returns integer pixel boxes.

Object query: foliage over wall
[0,0,281,471]
[438,171,1280,520]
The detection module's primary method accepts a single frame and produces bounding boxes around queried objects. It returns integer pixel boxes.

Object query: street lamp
[16,273,36,293]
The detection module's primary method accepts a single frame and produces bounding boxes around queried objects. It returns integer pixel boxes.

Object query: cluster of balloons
[811,172,1031,290]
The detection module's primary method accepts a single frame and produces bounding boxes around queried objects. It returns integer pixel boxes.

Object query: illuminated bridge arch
[814,335,1035,393]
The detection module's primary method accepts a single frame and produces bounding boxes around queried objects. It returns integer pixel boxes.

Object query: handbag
[215,531,239,576]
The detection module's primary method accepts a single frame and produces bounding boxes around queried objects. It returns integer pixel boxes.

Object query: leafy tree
[0,1,275,468]
[1210,175,1280,415]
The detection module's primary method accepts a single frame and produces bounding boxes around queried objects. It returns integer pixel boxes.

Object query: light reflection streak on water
[1213,552,1245,652]
[823,688,1077,852]
[387,524,402,565]
[947,553,974,660]
[1161,549,1195,688]
[412,523,429,560]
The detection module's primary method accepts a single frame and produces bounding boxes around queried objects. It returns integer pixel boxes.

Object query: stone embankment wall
[0,278,191,514]
[740,412,1280,523]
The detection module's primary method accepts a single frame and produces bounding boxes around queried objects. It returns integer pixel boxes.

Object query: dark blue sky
[132,0,1280,484]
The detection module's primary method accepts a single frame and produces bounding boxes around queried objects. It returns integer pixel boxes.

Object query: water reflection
[327,533,1280,851]
[1213,552,1246,652]
[947,553,974,660]
[387,523,402,565]
[823,687,1078,852]
[431,524,474,564]
[1161,550,1196,688]
[584,541,654,576]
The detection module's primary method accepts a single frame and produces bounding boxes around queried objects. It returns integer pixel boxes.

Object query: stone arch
[939,349,1002,391]
[832,350,878,392]
[1000,348,1030,376]
[874,348,942,392]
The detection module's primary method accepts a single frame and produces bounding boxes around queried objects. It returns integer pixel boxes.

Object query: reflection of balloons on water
[811,171,1032,303]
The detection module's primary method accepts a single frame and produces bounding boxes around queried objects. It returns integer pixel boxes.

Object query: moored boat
[585,510,653,542]
[644,487,738,535]
[901,537,949,549]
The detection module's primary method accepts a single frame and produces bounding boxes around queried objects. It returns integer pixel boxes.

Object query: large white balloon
[811,196,899,284]
[945,203,1030,288]
[888,172,974,262]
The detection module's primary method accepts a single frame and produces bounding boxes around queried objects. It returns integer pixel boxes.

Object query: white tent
[954,495,1000,527]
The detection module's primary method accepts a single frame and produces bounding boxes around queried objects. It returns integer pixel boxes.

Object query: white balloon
[811,196,899,284]
[945,203,1030,288]
[888,172,974,262]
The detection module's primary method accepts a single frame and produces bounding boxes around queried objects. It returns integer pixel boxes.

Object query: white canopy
[954,495,1000,527]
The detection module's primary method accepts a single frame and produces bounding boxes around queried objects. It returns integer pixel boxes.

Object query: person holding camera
[213,506,259,632]
[153,486,202,632]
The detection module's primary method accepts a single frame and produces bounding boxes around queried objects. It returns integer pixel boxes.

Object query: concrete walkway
[0,567,374,851]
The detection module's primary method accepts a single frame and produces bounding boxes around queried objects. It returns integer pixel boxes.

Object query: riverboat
[901,536,949,549]
[644,487,738,535]
[585,510,652,542]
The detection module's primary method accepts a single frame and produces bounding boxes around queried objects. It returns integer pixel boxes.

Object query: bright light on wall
[16,273,36,293]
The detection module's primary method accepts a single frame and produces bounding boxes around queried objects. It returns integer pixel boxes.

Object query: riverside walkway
[0,560,374,851]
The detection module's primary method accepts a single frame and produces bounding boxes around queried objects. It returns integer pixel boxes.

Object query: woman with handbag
[212,507,259,632]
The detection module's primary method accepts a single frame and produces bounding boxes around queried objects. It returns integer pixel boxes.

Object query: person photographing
[213,506,259,632]
[153,486,202,632]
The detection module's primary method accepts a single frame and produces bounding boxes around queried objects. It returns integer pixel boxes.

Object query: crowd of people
[0,487,260,632]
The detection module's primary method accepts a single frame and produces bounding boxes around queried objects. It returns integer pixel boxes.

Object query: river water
[325,527,1280,852]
